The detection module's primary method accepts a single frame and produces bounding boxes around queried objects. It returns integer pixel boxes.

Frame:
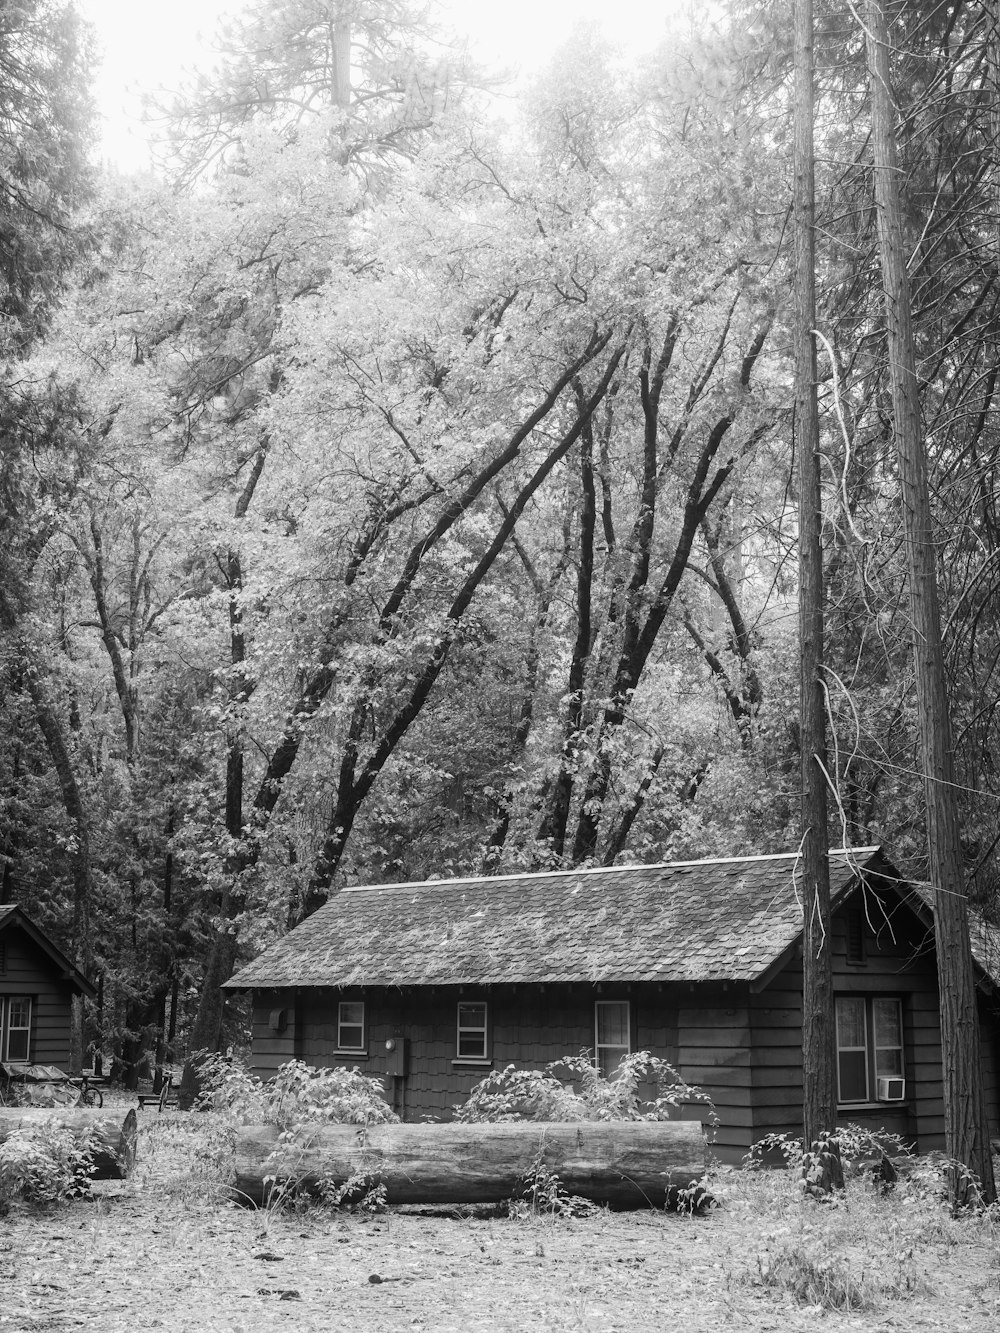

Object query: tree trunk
[232,1119,706,1210]
[864,0,996,1206]
[793,0,838,1186]
[0,1108,138,1180]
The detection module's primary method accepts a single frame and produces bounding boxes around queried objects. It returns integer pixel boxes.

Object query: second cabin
[225,846,1000,1161]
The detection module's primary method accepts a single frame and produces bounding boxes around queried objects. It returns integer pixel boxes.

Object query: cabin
[224,847,1000,1162]
[0,904,96,1076]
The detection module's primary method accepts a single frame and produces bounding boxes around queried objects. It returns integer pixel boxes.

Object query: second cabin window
[337,1000,365,1052]
[457,1001,488,1059]
[595,1000,630,1077]
[836,995,904,1102]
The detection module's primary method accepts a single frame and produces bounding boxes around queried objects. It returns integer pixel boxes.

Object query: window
[457,1001,488,1059]
[3,996,32,1063]
[337,1000,365,1052]
[836,996,904,1102]
[595,1000,630,1078]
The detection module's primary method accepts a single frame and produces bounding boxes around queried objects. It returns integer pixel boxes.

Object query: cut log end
[0,1107,139,1181]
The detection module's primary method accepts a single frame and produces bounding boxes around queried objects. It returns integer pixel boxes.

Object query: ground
[0,1106,998,1332]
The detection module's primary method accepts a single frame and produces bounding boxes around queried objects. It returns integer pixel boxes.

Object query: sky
[76,0,685,172]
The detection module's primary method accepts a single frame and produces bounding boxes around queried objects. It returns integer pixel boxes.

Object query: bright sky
[77,0,685,172]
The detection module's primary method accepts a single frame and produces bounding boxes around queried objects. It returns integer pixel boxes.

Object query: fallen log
[0,1107,138,1180]
[233,1118,705,1209]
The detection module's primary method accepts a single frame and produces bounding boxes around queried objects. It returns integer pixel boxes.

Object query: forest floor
[0,1103,998,1332]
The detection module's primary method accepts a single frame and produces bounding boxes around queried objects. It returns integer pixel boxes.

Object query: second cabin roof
[225,846,933,991]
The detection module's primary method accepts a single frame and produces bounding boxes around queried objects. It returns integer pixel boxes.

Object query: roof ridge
[339,845,881,895]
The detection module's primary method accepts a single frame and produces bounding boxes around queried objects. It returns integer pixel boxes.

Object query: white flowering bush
[456,1050,715,1124]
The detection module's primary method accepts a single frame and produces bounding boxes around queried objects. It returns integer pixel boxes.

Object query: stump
[232,1118,706,1209]
[0,1107,138,1180]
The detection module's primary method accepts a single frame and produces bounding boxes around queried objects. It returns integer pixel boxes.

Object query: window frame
[594,999,631,1078]
[835,994,904,1104]
[2,994,32,1064]
[336,999,366,1054]
[456,1000,489,1061]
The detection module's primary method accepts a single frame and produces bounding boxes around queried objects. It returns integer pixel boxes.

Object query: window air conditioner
[877,1076,905,1102]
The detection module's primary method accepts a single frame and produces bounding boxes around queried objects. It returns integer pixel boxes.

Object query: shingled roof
[226,846,917,992]
[0,904,96,998]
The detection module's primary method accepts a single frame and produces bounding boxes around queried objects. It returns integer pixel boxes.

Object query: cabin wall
[249,981,753,1162]
[249,989,299,1078]
[749,889,1000,1153]
[0,925,75,1068]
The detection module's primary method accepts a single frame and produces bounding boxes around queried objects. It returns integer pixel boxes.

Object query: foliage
[194,1054,397,1130]
[0,1120,96,1207]
[455,1051,715,1125]
[506,1148,582,1221]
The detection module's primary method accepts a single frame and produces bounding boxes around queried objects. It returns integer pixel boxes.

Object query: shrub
[0,1122,96,1207]
[455,1050,715,1125]
[195,1053,398,1129]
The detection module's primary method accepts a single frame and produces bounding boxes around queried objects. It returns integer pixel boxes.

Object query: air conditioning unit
[877,1076,905,1102]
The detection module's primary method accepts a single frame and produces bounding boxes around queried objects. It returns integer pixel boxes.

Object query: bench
[137,1074,177,1112]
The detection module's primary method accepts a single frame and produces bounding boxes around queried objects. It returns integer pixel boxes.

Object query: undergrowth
[0,1121,97,1209]
[714,1127,1000,1314]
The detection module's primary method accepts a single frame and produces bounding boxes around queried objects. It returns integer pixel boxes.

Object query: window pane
[874,999,901,1049]
[338,1001,364,1049]
[838,1049,868,1101]
[875,1048,903,1077]
[457,1002,487,1058]
[596,1002,629,1048]
[458,1003,486,1030]
[836,997,866,1049]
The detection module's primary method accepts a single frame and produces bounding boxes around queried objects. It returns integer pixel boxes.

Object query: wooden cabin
[0,904,95,1073]
[224,847,1000,1162]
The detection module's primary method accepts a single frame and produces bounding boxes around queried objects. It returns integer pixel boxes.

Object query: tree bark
[864,0,996,1206]
[794,0,838,1181]
[232,1119,706,1210]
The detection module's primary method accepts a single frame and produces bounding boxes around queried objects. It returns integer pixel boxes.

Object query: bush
[194,1053,398,1129]
[456,1050,715,1124]
[0,1122,96,1207]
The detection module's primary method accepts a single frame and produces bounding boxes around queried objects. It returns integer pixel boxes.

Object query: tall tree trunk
[794,0,839,1187]
[24,658,91,1074]
[179,445,267,1108]
[864,0,996,1206]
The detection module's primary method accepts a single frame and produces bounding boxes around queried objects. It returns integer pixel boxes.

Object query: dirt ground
[1,1110,998,1333]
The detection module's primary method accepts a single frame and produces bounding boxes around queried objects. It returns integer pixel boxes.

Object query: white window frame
[3,995,32,1063]
[456,1001,488,1060]
[336,1000,365,1052]
[873,997,904,1081]
[595,1000,631,1078]
[836,995,904,1103]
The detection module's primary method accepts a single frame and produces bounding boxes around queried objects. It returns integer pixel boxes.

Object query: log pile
[233,1118,706,1209]
[0,1107,138,1180]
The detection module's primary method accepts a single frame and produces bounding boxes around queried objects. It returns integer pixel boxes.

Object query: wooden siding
[0,924,75,1068]
[250,981,746,1156]
[750,887,1000,1153]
